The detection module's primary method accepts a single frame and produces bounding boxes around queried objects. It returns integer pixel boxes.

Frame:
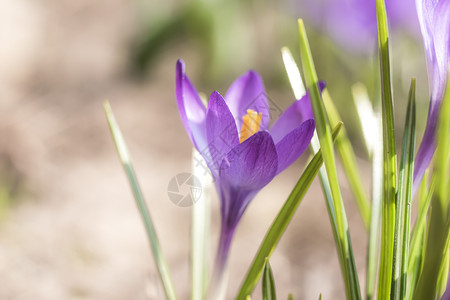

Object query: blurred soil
[0,1,369,299]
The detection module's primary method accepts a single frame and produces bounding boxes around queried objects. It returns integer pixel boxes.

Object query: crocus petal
[270,82,323,144]
[414,113,437,187]
[433,0,450,84]
[224,71,270,131]
[416,0,450,101]
[415,0,439,70]
[205,91,239,173]
[218,131,278,229]
[275,119,315,174]
[175,59,207,151]
[210,130,277,296]
[414,0,450,187]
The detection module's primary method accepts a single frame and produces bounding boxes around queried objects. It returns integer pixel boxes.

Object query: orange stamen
[239,109,262,143]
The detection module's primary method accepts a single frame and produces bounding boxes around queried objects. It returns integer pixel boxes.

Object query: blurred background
[0,0,429,299]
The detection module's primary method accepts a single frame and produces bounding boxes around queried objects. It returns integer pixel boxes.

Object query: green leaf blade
[323,89,371,229]
[298,19,361,300]
[262,259,277,300]
[104,102,178,300]
[412,77,450,300]
[392,79,416,300]
[352,84,383,300]
[375,0,397,298]
[235,123,342,299]
[407,175,433,300]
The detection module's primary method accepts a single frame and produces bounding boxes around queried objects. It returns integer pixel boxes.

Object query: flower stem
[208,224,235,300]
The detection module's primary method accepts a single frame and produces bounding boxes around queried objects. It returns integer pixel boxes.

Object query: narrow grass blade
[235,123,342,299]
[262,259,277,300]
[392,79,416,300]
[103,102,177,300]
[413,79,450,300]
[352,83,383,300]
[413,200,450,300]
[375,0,397,298]
[352,83,378,158]
[435,83,450,220]
[366,148,383,300]
[322,89,371,228]
[281,45,338,250]
[298,19,361,300]
[191,149,212,300]
[281,45,342,256]
[407,175,433,300]
[281,47,306,99]
[438,249,450,297]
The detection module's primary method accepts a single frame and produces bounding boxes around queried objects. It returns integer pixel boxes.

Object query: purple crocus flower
[414,0,450,188]
[175,59,315,289]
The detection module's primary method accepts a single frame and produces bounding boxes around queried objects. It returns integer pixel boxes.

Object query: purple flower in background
[295,0,418,52]
[175,59,315,284]
[414,0,450,188]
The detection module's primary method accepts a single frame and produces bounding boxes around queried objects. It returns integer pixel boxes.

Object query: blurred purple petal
[433,0,450,86]
[225,71,270,131]
[218,131,278,229]
[416,0,449,100]
[325,0,378,51]
[293,0,419,52]
[275,120,315,174]
[175,60,207,151]
[414,111,438,187]
[414,0,450,187]
[205,91,239,172]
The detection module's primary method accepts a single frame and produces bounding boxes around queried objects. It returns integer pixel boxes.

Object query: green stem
[375,0,397,298]
[392,79,416,300]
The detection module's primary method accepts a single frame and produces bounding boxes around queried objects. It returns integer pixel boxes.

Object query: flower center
[239,109,262,143]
